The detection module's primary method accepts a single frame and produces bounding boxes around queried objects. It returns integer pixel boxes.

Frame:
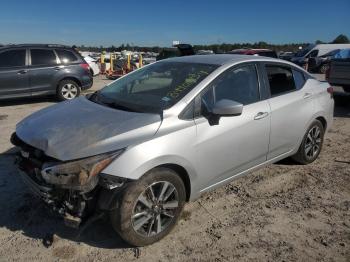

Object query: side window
[201,64,260,113]
[56,49,78,64]
[292,69,306,89]
[0,49,26,68]
[31,49,57,66]
[265,65,296,96]
[307,50,319,58]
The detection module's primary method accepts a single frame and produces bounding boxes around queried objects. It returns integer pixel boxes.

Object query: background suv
[0,44,93,101]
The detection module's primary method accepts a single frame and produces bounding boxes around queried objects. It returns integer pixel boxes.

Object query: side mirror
[212,99,243,116]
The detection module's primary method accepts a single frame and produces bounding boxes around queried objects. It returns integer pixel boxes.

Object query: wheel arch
[316,116,327,131]
[103,154,198,201]
[293,113,329,155]
[57,76,82,90]
[156,163,191,202]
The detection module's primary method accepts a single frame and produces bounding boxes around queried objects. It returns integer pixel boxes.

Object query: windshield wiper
[107,102,140,112]
[89,93,140,112]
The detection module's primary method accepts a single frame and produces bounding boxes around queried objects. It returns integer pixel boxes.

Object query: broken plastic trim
[41,149,125,191]
[99,173,130,189]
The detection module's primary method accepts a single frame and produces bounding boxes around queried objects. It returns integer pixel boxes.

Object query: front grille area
[12,133,99,226]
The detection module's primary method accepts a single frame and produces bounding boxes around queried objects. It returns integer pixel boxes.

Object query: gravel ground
[0,75,349,262]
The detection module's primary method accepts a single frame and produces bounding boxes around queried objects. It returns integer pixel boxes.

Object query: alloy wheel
[132,181,179,237]
[61,83,78,99]
[304,125,322,159]
[320,64,329,74]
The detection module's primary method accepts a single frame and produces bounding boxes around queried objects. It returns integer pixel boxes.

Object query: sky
[0,0,349,47]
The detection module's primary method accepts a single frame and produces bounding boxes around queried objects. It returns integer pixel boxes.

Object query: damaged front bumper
[11,133,129,228]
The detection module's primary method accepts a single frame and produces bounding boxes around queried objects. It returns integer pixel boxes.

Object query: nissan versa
[12,55,334,246]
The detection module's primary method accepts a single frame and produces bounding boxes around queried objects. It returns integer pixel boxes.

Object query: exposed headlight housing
[99,173,129,189]
[41,149,124,191]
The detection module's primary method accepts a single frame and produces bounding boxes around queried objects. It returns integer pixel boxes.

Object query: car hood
[16,97,162,161]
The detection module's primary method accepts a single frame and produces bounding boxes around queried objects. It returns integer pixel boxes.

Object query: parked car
[12,55,334,246]
[308,49,340,74]
[278,51,295,61]
[156,44,195,60]
[291,44,350,67]
[196,50,214,55]
[0,44,93,101]
[228,49,278,58]
[326,49,350,93]
[84,55,100,76]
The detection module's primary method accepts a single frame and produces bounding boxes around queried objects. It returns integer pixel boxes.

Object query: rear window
[0,49,26,68]
[334,49,350,59]
[266,65,296,96]
[31,49,57,66]
[56,49,78,64]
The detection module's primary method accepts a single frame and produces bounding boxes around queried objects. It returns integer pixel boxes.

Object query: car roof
[0,44,72,50]
[163,54,278,66]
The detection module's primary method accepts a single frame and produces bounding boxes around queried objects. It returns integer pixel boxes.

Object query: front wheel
[56,80,81,101]
[292,120,324,164]
[110,167,186,246]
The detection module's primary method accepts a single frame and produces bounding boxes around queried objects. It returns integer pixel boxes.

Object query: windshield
[91,61,218,113]
[295,44,315,57]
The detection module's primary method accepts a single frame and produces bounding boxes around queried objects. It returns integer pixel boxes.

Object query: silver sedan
[13,54,334,246]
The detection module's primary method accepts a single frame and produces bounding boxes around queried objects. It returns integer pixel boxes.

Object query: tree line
[76,34,349,53]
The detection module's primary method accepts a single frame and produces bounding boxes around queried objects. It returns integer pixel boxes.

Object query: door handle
[54,66,64,71]
[254,112,269,120]
[17,70,27,75]
[303,92,312,99]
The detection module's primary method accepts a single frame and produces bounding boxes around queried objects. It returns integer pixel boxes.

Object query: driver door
[194,63,270,192]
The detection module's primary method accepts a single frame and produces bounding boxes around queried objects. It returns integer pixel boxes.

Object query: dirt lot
[0,75,349,262]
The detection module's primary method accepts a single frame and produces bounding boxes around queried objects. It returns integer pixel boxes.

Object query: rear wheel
[110,167,186,246]
[319,64,329,74]
[292,120,324,164]
[57,80,81,101]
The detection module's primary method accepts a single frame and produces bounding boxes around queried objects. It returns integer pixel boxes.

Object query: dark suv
[0,44,93,101]
[227,49,278,58]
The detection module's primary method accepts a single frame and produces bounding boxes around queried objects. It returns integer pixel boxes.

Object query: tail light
[80,63,90,71]
[327,86,334,98]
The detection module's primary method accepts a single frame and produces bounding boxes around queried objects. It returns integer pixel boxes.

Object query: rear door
[28,48,59,94]
[263,63,314,160]
[0,48,29,98]
[194,63,270,191]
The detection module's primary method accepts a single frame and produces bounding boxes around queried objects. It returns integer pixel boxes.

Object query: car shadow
[334,93,350,118]
[0,96,56,107]
[0,147,131,250]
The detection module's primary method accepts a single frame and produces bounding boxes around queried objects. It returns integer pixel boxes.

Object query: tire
[110,167,186,246]
[292,120,324,164]
[319,64,329,74]
[56,79,81,101]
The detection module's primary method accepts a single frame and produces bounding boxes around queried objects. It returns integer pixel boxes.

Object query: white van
[291,44,350,66]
